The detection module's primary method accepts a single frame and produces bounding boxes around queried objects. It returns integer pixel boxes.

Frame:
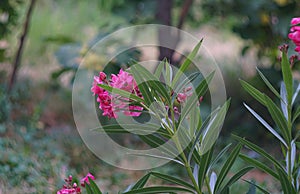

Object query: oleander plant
[56,17,300,194]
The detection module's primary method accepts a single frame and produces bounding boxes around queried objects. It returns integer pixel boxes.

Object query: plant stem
[173,134,202,194]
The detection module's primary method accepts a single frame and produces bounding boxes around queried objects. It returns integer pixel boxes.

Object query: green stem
[173,135,202,194]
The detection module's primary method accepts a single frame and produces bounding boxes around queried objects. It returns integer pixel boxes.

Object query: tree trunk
[8,0,36,93]
[156,0,194,64]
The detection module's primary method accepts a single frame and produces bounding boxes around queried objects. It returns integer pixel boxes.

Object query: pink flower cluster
[57,173,96,194]
[91,69,143,118]
[57,175,81,194]
[288,17,300,53]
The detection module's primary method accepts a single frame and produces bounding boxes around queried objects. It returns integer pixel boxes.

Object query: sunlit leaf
[244,103,287,147]
[292,83,300,105]
[199,100,230,155]
[280,82,288,120]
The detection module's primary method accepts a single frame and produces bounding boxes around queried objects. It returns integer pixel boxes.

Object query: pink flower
[177,93,188,103]
[57,188,77,194]
[91,69,143,118]
[289,17,300,54]
[80,173,95,187]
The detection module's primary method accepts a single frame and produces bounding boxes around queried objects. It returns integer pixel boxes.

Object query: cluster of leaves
[92,41,255,194]
[237,46,300,193]
[201,0,300,63]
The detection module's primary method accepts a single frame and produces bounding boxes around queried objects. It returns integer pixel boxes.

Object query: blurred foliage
[0,0,23,38]
[51,29,141,84]
[0,0,23,62]
[201,0,300,64]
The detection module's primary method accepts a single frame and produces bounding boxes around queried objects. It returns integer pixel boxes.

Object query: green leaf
[263,95,290,143]
[123,186,195,194]
[221,166,254,192]
[239,154,278,179]
[244,103,288,147]
[214,144,242,192]
[197,145,214,189]
[281,51,293,104]
[179,71,214,128]
[275,166,296,194]
[151,172,195,190]
[85,183,93,194]
[280,82,288,120]
[174,72,201,95]
[164,60,172,87]
[199,100,230,155]
[131,64,172,106]
[292,106,300,124]
[292,83,300,105]
[172,39,203,88]
[138,134,180,160]
[209,143,232,170]
[88,177,102,194]
[256,68,281,99]
[131,173,151,190]
[154,60,165,78]
[243,180,270,194]
[232,135,285,171]
[92,123,163,134]
[240,79,266,106]
[98,84,144,103]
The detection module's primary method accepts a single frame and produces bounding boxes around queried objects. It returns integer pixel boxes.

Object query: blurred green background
[0,0,299,193]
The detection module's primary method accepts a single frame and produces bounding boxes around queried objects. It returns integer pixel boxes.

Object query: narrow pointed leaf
[263,95,290,143]
[232,135,285,171]
[172,39,203,88]
[243,180,270,194]
[239,154,278,179]
[221,166,254,192]
[88,178,102,194]
[179,72,214,134]
[292,106,300,123]
[174,72,201,94]
[214,144,242,192]
[209,143,232,170]
[244,103,287,147]
[85,183,93,194]
[292,83,300,105]
[131,173,151,190]
[257,67,281,99]
[240,79,266,106]
[197,145,214,188]
[123,186,195,194]
[98,84,144,103]
[154,60,165,78]
[275,166,296,194]
[281,51,293,104]
[199,100,230,155]
[151,172,195,190]
[280,82,288,120]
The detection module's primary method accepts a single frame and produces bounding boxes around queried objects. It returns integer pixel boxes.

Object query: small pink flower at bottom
[80,173,95,187]
[57,188,80,194]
